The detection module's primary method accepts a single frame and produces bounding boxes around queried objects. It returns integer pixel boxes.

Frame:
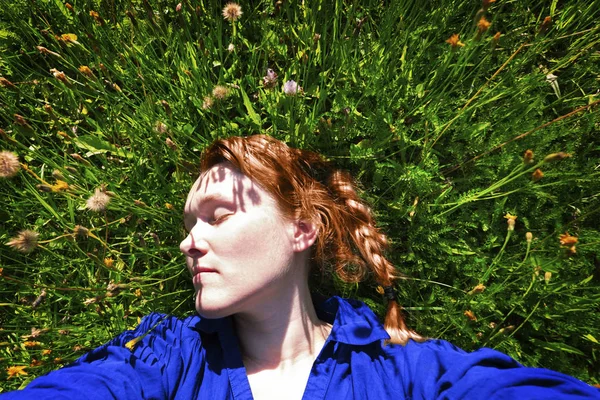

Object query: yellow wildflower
[446,34,465,48]
[6,365,27,379]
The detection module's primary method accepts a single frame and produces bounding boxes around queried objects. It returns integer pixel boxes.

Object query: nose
[180,227,208,258]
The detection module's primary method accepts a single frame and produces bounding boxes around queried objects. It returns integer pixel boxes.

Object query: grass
[1,0,599,390]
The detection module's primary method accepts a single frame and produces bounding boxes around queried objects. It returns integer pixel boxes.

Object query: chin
[195,296,233,319]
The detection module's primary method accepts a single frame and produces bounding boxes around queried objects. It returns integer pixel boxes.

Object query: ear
[290,219,318,253]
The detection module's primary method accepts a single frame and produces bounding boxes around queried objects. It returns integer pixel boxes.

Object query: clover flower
[0,150,20,178]
[222,3,242,22]
[262,69,278,89]
[6,230,39,253]
[283,80,300,96]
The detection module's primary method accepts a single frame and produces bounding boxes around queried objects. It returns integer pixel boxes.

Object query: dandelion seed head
[202,96,214,110]
[212,85,229,100]
[86,188,111,212]
[222,2,242,22]
[0,150,20,178]
[6,230,39,253]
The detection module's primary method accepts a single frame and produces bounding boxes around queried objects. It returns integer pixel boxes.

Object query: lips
[192,266,218,275]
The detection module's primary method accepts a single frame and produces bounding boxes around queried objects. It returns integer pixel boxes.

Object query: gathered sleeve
[1,313,203,400]
[399,339,600,399]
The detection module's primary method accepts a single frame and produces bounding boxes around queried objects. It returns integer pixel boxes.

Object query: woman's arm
[404,339,600,399]
[0,313,189,400]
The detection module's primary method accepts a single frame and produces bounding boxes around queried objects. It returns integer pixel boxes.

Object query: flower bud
[543,152,570,163]
[526,232,533,243]
[504,213,517,231]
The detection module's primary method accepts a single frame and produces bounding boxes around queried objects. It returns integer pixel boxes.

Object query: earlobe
[292,220,318,252]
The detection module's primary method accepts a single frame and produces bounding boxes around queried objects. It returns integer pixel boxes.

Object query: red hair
[200,134,424,345]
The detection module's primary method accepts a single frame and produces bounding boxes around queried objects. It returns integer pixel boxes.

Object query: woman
[2,135,599,399]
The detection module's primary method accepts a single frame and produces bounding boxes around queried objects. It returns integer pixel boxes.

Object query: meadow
[1,0,599,390]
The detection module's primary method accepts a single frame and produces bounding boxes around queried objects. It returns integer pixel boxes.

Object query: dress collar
[192,296,390,346]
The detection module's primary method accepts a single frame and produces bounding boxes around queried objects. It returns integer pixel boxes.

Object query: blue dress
[2,297,599,399]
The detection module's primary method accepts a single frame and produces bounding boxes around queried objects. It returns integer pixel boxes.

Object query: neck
[233,282,331,373]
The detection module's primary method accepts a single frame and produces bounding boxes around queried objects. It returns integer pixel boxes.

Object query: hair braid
[325,170,424,345]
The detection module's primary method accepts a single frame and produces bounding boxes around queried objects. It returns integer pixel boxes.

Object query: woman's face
[180,163,306,319]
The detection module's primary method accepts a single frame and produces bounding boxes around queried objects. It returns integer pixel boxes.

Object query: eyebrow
[194,193,227,205]
[185,192,234,216]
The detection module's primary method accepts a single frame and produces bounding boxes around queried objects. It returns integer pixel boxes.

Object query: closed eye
[209,212,234,225]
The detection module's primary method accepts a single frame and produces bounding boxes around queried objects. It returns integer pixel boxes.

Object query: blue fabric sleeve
[0,313,187,400]
[403,339,600,399]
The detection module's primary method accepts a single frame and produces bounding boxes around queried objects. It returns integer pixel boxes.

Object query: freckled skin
[180,163,302,320]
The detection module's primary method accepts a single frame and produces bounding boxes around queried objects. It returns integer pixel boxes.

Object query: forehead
[185,163,264,212]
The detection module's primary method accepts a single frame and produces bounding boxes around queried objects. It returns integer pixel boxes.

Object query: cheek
[218,215,291,261]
